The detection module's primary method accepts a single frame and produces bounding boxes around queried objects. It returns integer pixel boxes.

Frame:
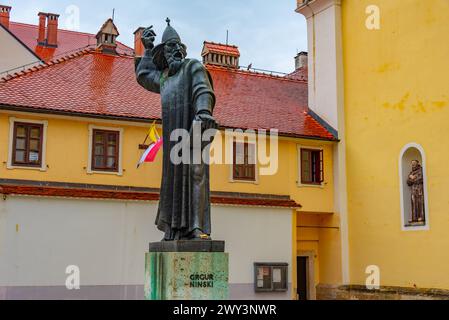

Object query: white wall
[0,196,292,291]
[212,206,292,285]
[0,197,160,286]
[0,26,40,76]
[298,0,349,284]
[300,0,343,132]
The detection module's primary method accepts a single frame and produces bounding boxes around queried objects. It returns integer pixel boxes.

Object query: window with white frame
[299,147,324,186]
[88,125,123,175]
[8,118,48,171]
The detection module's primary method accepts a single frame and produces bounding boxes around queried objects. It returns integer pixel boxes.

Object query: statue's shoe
[188,229,211,241]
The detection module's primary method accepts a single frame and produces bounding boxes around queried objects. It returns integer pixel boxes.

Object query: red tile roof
[0,50,160,119]
[0,50,335,140]
[287,67,308,81]
[207,65,334,139]
[203,41,240,57]
[9,22,133,62]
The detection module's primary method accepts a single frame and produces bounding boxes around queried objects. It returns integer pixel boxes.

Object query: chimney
[96,18,119,55]
[295,51,308,70]
[37,12,47,45]
[0,5,11,29]
[201,41,240,69]
[134,27,145,57]
[46,13,59,47]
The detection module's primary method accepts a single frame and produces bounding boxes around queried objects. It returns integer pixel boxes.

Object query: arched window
[399,143,429,231]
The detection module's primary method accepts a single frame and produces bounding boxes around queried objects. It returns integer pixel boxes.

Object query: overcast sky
[3,0,307,73]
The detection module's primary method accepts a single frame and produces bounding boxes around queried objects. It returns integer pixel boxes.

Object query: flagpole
[142,120,158,146]
[142,134,150,146]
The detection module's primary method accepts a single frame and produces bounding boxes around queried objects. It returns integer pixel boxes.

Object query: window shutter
[235,142,245,165]
[301,149,311,183]
[319,149,324,183]
[233,142,256,181]
[248,144,256,180]
[248,144,256,165]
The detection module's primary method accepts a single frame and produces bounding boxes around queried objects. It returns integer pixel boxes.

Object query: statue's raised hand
[141,26,157,50]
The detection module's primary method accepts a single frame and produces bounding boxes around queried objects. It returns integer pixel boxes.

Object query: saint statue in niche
[407,160,425,224]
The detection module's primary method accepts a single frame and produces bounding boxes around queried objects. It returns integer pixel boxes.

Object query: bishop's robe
[136,50,216,240]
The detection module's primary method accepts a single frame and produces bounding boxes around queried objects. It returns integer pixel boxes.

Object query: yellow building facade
[297,0,449,299]
[0,111,337,207]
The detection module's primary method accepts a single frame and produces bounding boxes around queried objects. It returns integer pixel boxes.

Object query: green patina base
[144,251,229,300]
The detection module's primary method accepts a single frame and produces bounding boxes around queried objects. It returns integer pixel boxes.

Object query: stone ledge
[341,285,449,299]
[149,241,225,253]
[317,284,449,300]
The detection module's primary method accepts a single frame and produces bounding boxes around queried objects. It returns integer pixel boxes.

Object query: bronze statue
[135,19,217,241]
[407,160,425,224]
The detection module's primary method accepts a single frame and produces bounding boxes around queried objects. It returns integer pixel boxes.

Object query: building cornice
[296,0,342,19]
[0,179,302,209]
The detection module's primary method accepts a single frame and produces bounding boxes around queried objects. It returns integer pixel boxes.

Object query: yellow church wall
[342,0,449,289]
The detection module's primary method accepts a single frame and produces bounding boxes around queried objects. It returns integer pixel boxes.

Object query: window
[91,129,120,172]
[233,142,256,181]
[12,122,44,167]
[300,148,324,185]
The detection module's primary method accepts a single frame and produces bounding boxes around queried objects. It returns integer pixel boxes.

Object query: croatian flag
[137,138,163,168]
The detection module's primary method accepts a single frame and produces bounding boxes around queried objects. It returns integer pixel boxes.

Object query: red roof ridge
[0,49,139,84]
[0,48,94,83]
[206,64,307,84]
[91,50,135,59]
[10,21,95,37]
[9,21,133,55]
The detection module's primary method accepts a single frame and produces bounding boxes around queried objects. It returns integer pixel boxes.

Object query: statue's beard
[167,52,185,76]
[168,59,183,75]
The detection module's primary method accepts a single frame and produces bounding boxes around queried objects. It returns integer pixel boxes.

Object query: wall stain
[376,62,400,73]
[383,93,447,113]
[383,93,410,111]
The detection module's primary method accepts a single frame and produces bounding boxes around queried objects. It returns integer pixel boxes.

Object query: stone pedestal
[144,241,229,300]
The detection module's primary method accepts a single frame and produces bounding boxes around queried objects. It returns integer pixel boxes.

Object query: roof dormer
[96,18,119,54]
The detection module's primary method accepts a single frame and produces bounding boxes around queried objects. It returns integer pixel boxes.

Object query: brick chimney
[202,41,240,69]
[37,12,59,47]
[37,12,47,45]
[46,13,59,47]
[134,27,145,57]
[0,5,11,29]
[295,51,308,70]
